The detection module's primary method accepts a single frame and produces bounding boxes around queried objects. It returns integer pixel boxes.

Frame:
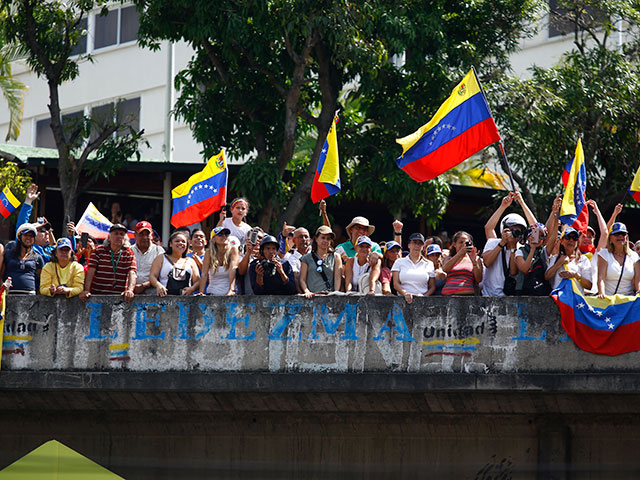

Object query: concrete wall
[2,295,639,375]
[3,295,640,479]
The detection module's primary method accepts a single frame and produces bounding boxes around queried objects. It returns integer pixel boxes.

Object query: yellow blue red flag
[559,138,589,233]
[311,115,341,203]
[396,69,501,182]
[171,149,228,227]
[0,187,21,219]
[629,165,640,204]
[552,278,640,356]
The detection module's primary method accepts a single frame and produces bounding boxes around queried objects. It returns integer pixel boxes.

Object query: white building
[0,4,203,165]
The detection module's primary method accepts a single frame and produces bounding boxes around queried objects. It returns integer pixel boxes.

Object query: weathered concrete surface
[2,295,639,374]
[3,296,640,479]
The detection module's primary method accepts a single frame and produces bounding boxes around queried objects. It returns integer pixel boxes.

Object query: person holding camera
[299,226,343,298]
[200,227,239,296]
[249,236,296,295]
[514,222,556,296]
[482,191,537,296]
[442,231,482,296]
[39,238,85,297]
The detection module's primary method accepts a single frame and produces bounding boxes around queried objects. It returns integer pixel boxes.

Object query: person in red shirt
[79,224,137,302]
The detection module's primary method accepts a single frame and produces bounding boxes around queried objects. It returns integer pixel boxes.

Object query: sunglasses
[563,234,579,241]
[316,259,323,272]
[611,232,627,237]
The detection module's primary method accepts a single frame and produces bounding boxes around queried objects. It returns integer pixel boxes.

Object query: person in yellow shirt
[39,238,85,298]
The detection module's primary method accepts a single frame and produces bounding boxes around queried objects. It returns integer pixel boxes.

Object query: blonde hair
[606,234,632,256]
[209,238,232,270]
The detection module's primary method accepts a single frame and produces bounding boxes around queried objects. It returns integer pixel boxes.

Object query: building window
[70,18,88,56]
[37,98,140,147]
[35,111,84,149]
[548,0,606,38]
[93,6,139,51]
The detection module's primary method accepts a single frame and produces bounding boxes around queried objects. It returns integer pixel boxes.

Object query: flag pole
[471,65,517,192]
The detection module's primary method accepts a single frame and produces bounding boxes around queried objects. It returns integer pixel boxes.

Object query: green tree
[136,0,539,229]
[491,0,640,216]
[0,13,27,141]
[1,0,146,229]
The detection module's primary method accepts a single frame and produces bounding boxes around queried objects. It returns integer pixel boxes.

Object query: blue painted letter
[84,302,117,340]
[373,305,414,341]
[311,304,359,341]
[268,303,303,340]
[132,303,167,340]
[224,302,255,340]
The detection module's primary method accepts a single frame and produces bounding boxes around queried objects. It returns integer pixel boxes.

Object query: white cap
[500,213,527,232]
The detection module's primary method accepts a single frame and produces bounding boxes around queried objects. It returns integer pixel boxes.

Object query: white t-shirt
[546,254,593,291]
[132,244,165,292]
[391,256,434,295]
[597,249,639,296]
[222,218,252,246]
[283,250,303,273]
[481,238,517,297]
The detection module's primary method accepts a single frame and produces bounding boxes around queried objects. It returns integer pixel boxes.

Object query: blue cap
[610,222,628,235]
[426,244,442,256]
[409,233,425,243]
[356,235,372,247]
[561,226,579,239]
[56,237,73,250]
[384,241,401,253]
[210,226,231,239]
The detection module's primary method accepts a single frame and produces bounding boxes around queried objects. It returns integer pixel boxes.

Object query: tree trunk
[58,157,80,234]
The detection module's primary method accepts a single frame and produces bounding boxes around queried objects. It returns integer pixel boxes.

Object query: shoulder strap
[311,252,332,290]
[613,254,626,295]
[501,246,509,276]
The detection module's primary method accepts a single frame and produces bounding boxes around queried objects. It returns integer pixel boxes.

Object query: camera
[509,228,522,238]
[260,259,276,276]
[465,241,473,247]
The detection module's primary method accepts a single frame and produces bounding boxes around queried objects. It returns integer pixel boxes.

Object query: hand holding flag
[311,115,341,203]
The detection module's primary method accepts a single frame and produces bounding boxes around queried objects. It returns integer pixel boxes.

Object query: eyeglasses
[316,258,323,272]
[564,234,579,241]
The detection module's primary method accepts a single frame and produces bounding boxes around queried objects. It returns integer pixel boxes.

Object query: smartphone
[530,227,540,244]
[66,215,71,224]
[81,232,89,248]
[249,229,258,245]
[465,241,472,247]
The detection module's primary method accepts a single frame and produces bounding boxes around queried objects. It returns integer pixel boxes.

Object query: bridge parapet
[2,295,635,376]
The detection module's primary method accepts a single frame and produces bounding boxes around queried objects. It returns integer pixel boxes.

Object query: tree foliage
[0,159,32,222]
[0,0,147,229]
[491,0,640,216]
[136,0,539,229]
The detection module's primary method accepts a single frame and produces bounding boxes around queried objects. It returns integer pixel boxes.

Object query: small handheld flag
[629,165,640,204]
[559,138,589,233]
[396,69,501,182]
[171,149,228,227]
[0,187,21,219]
[311,115,341,203]
[76,202,131,240]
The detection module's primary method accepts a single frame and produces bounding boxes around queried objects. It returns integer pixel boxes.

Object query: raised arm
[319,200,331,227]
[586,200,608,251]
[606,203,623,232]
[484,192,514,240]
[513,191,537,226]
[544,196,562,256]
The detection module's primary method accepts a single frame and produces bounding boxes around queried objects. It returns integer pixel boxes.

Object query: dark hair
[428,236,443,248]
[449,231,472,256]
[174,226,191,235]
[190,228,206,239]
[311,233,335,254]
[51,246,76,264]
[165,231,188,258]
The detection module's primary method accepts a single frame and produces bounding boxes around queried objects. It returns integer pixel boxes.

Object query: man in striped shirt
[79,224,137,302]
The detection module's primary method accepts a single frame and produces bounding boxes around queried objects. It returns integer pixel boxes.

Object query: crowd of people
[1,185,639,302]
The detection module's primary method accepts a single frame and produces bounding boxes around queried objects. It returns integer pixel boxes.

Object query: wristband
[394,231,402,236]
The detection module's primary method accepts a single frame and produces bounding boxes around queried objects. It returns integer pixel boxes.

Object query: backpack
[520,245,551,296]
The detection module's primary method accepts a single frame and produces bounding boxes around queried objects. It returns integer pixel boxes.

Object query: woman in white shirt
[217,198,252,247]
[597,222,640,298]
[344,236,381,295]
[545,227,592,292]
[392,233,435,303]
[200,227,239,296]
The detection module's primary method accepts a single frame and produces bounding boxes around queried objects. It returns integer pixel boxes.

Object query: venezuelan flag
[0,187,21,219]
[311,115,341,203]
[559,138,589,233]
[552,278,640,356]
[629,165,640,204]
[396,69,501,182]
[171,149,228,227]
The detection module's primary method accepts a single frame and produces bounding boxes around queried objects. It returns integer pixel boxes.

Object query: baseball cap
[16,223,37,238]
[384,241,401,253]
[408,233,425,243]
[610,222,628,235]
[109,223,128,233]
[56,237,73,250]
[561,226,579,239]
[135,221,153,233]
[356,235,372,247]
[210,226,231,239]
[315,225,335,238]
[426,244,442,256]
